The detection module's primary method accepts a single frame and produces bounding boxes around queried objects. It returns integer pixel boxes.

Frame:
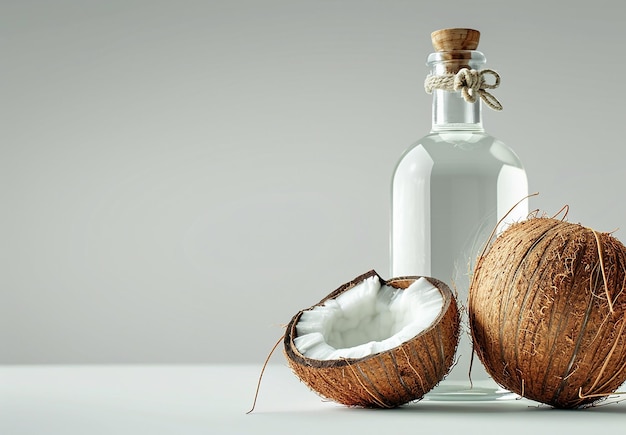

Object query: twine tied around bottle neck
[424,68,503,111]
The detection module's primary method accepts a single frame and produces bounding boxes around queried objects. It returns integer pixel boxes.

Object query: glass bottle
[390,28,529,400]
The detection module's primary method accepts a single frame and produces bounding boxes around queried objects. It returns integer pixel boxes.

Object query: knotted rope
[424,68,503,111]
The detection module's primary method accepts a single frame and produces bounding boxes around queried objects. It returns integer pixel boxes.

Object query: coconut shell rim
[284,270,457,369]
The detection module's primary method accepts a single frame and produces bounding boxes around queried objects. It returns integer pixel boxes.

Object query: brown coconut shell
[284,270,460,408]
[469,217,626,408]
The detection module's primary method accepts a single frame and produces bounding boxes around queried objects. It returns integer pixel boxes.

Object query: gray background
[3,0,625,364]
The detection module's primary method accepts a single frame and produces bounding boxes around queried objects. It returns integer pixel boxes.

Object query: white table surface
[1,364,624,435]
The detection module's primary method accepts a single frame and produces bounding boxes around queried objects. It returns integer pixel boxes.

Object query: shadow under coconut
[574,399,626,413]
[396,398,626,414]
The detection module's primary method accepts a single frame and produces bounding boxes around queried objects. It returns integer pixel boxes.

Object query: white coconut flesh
[294,276,443,360]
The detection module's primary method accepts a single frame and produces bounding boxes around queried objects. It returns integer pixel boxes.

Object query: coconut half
[284,270,459,408]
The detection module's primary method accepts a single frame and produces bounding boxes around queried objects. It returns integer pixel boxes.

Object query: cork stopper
[428,28,482,74]
[431,28,480,52]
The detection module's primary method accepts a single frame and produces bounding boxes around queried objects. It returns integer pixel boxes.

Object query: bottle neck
[427,49,486,132]
[431,89,483,132]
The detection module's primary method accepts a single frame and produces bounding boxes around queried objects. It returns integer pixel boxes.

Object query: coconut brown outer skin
[469,218,626,408]
[284,270,460,408]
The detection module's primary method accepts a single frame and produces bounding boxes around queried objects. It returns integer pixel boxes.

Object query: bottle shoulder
[395,131,525,170]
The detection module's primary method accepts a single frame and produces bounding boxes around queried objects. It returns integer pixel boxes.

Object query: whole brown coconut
[284,270,460,408]
[469,217,626,408]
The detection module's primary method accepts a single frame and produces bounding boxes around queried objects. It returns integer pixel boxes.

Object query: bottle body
[390,38,530,394]
[391,130,528,385]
